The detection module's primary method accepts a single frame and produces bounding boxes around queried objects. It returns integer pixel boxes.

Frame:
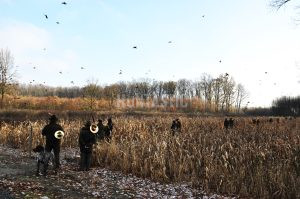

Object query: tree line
[271,96,300,116]
[15,74,248,113]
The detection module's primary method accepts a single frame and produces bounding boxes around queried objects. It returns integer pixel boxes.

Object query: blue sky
[0,0,299,107]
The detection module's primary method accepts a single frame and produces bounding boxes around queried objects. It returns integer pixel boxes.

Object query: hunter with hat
[41,115,64,171]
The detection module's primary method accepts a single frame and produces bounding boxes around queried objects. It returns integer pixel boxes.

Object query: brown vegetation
[0,115,299,198]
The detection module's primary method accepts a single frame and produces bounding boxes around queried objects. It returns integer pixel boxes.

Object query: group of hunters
[41,115,235,172]
[41,115,113,172]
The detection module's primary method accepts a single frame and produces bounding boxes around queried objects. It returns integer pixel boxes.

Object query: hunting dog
[33,145,54,176]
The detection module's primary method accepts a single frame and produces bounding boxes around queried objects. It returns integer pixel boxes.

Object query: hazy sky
[0,0,299,107]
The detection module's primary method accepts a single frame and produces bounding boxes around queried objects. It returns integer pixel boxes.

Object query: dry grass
[0,116,299,198]
[4,95,221,113]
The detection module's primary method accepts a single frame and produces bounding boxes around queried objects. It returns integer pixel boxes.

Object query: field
[0,114,299,198]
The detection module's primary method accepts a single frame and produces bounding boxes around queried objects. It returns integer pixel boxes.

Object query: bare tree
[271,0,293,9]
[200,74,213,110]
[220,76,236,112]
[235,83,248,113]
[193,80,202,99]
[0,48,17,109]
[82,79,101,111]
[163,81,176,100]
[212,76,224,112]
[176,79,191,99]
[103,84,119,108]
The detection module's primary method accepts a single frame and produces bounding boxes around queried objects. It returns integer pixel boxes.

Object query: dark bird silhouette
[33,67,36,69]
[265,72,268,74]
[202,15,205,18]
[62,2,67,5]
[44,14,48,19]
[71,81,74,84]
[56,21,60,24]
[43,48,46,51]
[119,70,122,75]
[81,67,84,69]
[59,71,62,74]
[168,41,172,43]
[219,60,222,63]
[225,73,229,76]
[133,46,137,49]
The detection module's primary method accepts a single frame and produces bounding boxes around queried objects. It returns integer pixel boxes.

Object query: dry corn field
[0,116,299,198]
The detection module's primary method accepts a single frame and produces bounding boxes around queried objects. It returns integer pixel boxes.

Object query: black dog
[33,145,53,176]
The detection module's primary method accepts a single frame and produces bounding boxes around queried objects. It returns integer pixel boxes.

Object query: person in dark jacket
[171,118,181,136]
[224,118,229,130]
[229,118,234,129]
[41,115,64,171]
[95,119,105,141]
[79,121,96,171]
[103,118,113,141]
[107,118,113,132]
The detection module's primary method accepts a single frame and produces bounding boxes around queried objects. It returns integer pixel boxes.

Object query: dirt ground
[0,145,231,199]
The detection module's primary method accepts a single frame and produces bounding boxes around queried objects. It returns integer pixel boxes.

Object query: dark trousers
[45,143,60,169]
[80,152,92,171]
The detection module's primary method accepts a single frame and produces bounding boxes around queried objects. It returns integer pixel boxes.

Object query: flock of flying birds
[19,1,286,100]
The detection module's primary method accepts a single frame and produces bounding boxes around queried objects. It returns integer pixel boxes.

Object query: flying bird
[119,70,122,75]
[219,60,222,63]
[33,67,36,69]
[202,15,205,18]
[44,14,48,19]
[81,67,84,69]
[56,21,60,24]
[59,71,62,74]
[265,72,268,74]
[225,73,229,76]
[62,2,67,5]
[168,41,172,43]
[133,46,137,49]
[71,81,74,84]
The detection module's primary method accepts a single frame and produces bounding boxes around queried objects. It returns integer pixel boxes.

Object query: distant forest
[15,73,248,113]
[246,96,300,116]
[4,73,299,116]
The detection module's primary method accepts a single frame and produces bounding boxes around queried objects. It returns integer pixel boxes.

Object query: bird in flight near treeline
[62,2,67,5]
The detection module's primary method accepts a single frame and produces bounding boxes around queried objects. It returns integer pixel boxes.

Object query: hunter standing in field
[104,117,114,141]
[224,118,229,129]
[171,118,181,136]
[96,119,105,141]
[229,118,234,128]
[41,115,64,171]
[79,121,96,171]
